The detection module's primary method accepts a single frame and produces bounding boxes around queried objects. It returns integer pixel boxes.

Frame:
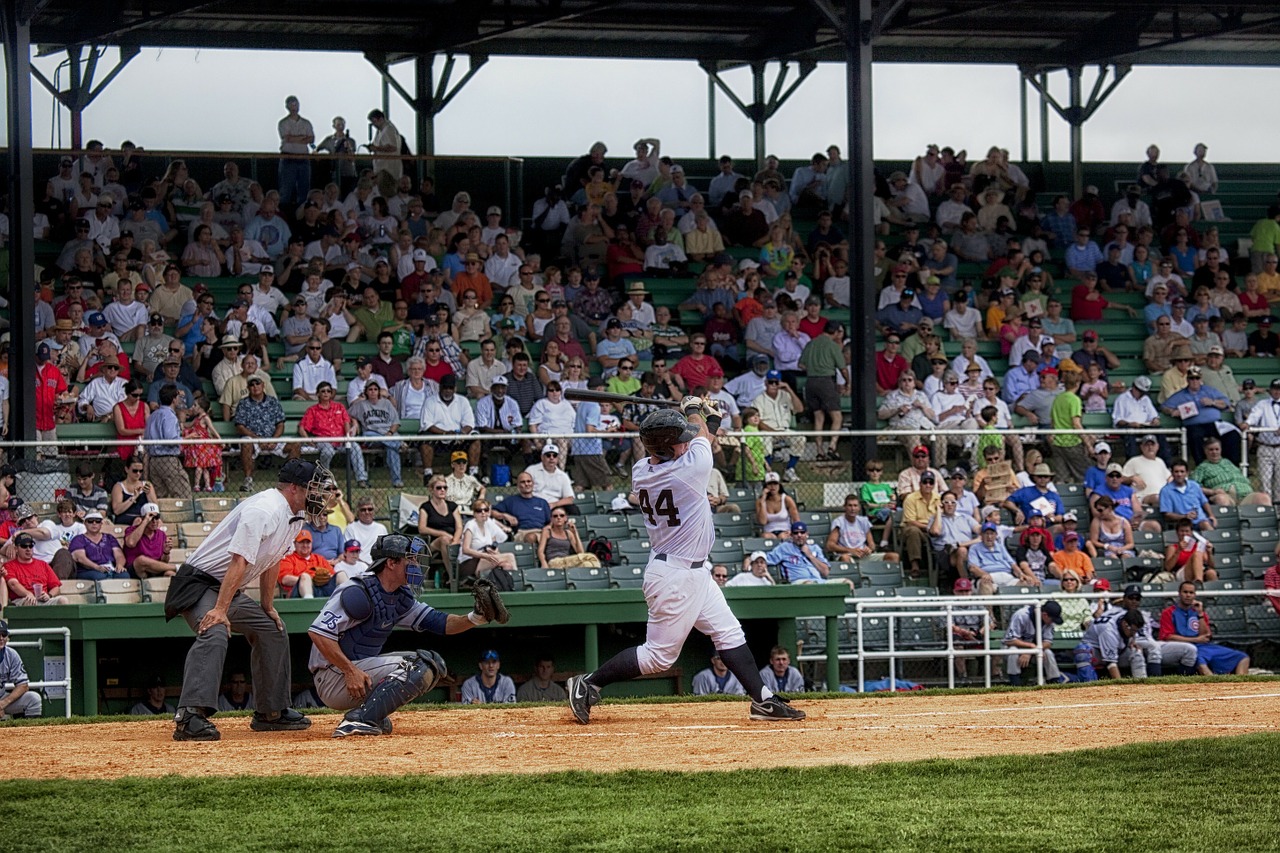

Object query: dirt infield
[8,681,1279,780]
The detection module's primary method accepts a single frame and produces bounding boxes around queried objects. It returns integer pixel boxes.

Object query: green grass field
[4,732,1277,852]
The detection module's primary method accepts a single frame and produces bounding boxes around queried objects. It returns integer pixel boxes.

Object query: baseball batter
[164,458,334,742]
[307,534,508,737]
[567,401,805,723]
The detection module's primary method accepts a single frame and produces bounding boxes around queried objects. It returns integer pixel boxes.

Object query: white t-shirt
[464,517,509,551]
[1123,455,1172,501]
[831,515,871,551]
[37,519,85,562]
[726,571,773,587]
[943,307,983,341]
[524,463,574,505]
[630,436,715,561]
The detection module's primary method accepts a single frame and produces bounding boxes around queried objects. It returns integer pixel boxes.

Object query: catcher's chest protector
[338,575,417,661]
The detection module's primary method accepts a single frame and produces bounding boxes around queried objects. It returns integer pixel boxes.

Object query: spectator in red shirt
[4,533,68,605]
[34,342,68,447]
[298,381,369,487]
[875,334,909,393]
[421,338,455,385]
[1069,186,1106,235]
[670,333,724,394]
[1071,271,1139,323]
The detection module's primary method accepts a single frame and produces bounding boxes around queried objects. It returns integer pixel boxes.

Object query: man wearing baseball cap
[278,529,346,600]
[729,551,775,586]
[0,619,44,718]
[761,521,843,585]
[164,457,335,741]
[1002,600,1067,685]
[1113,375,1165,460]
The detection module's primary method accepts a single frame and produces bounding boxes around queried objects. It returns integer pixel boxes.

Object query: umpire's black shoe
[173,707,221,742]
[749,696,807,722]
[250,708,312,732]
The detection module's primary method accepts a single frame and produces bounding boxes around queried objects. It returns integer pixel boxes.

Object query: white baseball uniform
[629,435,746,674]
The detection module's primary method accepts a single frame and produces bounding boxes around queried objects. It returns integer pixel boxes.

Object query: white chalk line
[492,728,816,739]
[826,691,1280,720]
[860,723,1274,731]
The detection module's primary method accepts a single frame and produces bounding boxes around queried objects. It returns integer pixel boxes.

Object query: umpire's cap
[278,458,318,487]
[639,409,697,460]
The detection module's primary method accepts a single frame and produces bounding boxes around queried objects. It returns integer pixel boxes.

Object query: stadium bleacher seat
[617,539,651,565]
[1241,527,1277,553]
[708,539,744,566]
[859,560,904,589]
[1238,505,1277,529]
[565,566,610,590]
[142,577,172,601]
[522,568,567,592]
[609,564,644,589]
[98,578,143,604]
[715,513,755,539]
[59,579,97,605]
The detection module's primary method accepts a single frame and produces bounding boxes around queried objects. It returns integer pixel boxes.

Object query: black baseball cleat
[566,674,600,725]
[749,696,807,721]
[250,707,313,732]
[173,707,221,742]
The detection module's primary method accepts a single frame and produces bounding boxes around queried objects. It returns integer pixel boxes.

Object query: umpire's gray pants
[178,587,292,715]
[313,652,412,710]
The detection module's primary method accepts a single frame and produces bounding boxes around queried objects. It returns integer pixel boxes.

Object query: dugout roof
[30,0,1280,69]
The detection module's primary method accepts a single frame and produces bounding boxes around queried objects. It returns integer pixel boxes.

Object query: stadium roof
[30,0,1280,69]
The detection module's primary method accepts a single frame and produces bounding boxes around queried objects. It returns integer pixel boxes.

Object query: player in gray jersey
[567,402,806,723]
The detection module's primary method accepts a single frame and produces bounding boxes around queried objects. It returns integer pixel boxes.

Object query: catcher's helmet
[639,409,697,461]
[369,534,427,573]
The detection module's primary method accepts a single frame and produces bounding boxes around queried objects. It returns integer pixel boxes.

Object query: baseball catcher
[307,533,508,737]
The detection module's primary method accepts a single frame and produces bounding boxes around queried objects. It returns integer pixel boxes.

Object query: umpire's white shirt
[183,489,304,590]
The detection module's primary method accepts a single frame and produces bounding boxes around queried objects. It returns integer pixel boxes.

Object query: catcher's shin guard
[344,650,445,725]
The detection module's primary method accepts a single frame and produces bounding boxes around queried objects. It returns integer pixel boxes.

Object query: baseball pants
[177,586,293,715]
[1004,646,1062,682]
[313,652,414,710]
[1257,444,1280,504]
[635,557,746,674]
[1,687,42,717]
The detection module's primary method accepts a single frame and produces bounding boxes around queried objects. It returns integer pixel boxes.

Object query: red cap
[1093,578,1112,592]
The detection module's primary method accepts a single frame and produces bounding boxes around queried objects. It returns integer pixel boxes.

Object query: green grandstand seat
[895,614,941,648]
[1241,527,1277,553]
[1241,551,1276,579]
[798,512,832,538]
[1134,529,1163,551]
[896,586,938,596]
[1123,555,1162,580]
[584,514,632,541]
[1245,604,1280,637]
[1094,559,1124,584]
[1209,504,1240,529]
[851,615,889,650]
[565,565,610,590]
[715,513,755,539]
[827,562,860,585]
[1203,528,1241,556]
[1213,554,1242,582]
[708,539,744,565]
[740,537,779,556]
[98,578,143,604]
[617,539,651,565]
[1237,504,1277,529]
[859,560,904,589]
[521,568,567,592]
[609,564,645,589]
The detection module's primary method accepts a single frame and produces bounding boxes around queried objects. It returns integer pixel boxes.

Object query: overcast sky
[4,48,1279,166]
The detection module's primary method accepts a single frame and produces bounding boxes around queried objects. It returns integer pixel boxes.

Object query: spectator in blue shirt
[492,471,552,544]
[764,522,833,584]
[1064,227,1103,278]
[1001,351,1042,406]
[1004,464,1066,525]
[1159,459,1216,531]
[1160,369,1239,465]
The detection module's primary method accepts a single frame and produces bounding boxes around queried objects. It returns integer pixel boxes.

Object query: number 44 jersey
[631,435,716,564]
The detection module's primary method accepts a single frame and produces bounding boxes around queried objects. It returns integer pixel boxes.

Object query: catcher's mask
[278,459,337,525]
[638,408,697,461]
[370,533,428,589]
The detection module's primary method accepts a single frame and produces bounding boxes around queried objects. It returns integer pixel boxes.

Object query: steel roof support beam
[30,44,138,148]
[2,0,40,448]
[366,51,488,159]
[1022,63,1131,197]
[700,59,816,170]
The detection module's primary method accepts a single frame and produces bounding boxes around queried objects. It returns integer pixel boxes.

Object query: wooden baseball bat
[562,388,681,409]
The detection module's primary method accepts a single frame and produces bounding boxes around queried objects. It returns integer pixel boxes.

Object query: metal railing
[795,588,1277,693]
[3,626,73,718]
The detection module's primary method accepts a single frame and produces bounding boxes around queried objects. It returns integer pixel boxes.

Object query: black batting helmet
[639,409,697,461]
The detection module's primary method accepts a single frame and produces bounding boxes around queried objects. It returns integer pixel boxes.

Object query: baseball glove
[472,577,510,625]
[313,565,333,586]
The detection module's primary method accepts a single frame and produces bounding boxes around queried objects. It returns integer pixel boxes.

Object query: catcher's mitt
[472,577,510,625]
[313,565,333,586]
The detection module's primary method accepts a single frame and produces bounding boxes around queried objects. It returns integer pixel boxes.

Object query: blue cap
[87,311,107,326]
[790,521,808,534]
[981,522,999,532]
[480,649,500,661]
[766,370,782,381]
[343,539,362,552]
